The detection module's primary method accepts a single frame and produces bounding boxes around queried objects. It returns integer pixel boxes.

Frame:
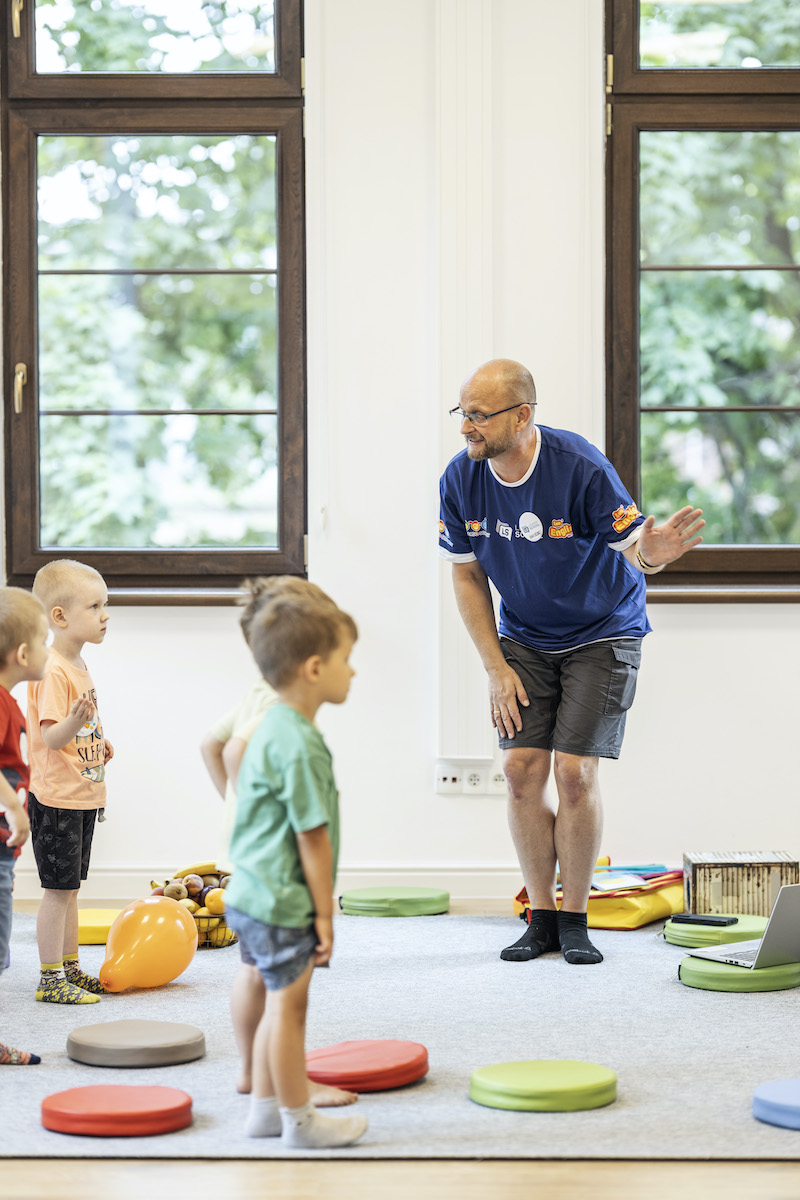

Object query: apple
[150,886,165,896]
[182,873,204,897]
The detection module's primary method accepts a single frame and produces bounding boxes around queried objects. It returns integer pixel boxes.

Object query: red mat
[41,1084,193,1137]
[306,1038,428,1092]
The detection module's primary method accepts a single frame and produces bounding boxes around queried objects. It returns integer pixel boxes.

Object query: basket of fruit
[150,863,238,949]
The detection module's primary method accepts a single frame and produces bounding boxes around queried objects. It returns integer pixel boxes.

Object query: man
[438,359,703,965]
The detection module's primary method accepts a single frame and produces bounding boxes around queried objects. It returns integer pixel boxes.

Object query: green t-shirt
[226,703,340,928]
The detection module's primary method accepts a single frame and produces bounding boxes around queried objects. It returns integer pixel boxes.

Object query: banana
[172,861,218,880]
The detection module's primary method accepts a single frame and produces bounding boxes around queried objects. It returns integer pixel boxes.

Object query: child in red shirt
[0,587,50,1064]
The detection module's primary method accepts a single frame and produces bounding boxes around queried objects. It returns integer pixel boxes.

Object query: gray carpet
[2,912,800,1159]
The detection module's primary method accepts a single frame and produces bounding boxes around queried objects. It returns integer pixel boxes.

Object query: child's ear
[50,606,68,629]
[302,654,323,683]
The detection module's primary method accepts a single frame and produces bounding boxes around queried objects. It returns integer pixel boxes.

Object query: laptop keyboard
[728,948,758,963]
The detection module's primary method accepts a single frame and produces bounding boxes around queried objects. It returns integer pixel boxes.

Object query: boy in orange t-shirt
[28,560,113,1004]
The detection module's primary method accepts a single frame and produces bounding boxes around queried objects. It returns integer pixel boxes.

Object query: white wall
[11,1,799,901]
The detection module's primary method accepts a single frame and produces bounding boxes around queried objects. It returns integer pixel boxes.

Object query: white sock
[244,1095,281,1138]
[280,1100,368,1149]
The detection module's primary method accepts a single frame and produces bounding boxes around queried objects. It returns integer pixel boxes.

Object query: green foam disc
[664,914,768,948]
[339,886,450,917]
[678,956,800,992]
[469,1060,617,1112]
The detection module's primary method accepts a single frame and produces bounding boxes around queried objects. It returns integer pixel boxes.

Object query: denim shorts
[498,636,642,760]
[225,905,317,991]
[0,856,14,975]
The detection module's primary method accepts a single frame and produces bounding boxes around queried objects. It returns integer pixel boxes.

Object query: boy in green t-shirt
[225,578,367,1149]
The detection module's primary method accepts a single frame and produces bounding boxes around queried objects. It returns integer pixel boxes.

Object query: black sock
[500,909,559,961]
[557,910,603,965]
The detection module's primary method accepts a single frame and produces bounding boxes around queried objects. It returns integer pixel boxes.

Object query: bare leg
[504,747,557,908]
[231,962,266,1094]
[552,752,604,964]
[246,960,367,1147]
[36,889,77,965]
[552,752,602,912]
[62,891,80,958]
[232,961,357,1105]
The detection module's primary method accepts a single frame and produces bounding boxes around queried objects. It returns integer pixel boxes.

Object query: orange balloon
[99,897,198,992]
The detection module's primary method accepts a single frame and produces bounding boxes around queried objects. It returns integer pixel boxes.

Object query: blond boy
[28,560,113,1004]
[225,578,367,1148]
[0,588,49,1061]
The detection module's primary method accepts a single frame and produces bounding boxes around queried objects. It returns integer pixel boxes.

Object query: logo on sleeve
[439,519,453,547]
[465,517,489,538]
[548,518,574,539]
[518,512,543,542]
[611,503,642,534]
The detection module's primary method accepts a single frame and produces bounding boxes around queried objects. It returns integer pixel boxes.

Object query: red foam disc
[306,1038,428,1092]
[41,1084,193,1137]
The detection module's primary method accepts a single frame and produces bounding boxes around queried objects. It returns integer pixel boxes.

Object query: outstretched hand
[638,506,705,567]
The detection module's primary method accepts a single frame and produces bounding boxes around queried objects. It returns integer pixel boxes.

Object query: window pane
[40,412,278,549]
[39,274,277,412]
[35,0,276,75]
[640,130,800,267]
[641,410,800,544]
[38,135,277,272]
[640,2,800,69]
[641,270,800,408]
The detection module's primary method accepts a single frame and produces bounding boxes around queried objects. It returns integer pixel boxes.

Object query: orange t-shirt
[27,650,108,810]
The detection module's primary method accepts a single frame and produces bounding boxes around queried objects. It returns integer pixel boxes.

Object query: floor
[7,898,800,1200]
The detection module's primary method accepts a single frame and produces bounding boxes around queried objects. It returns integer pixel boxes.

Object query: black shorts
[29,794,97,890]
[498,637,642,760]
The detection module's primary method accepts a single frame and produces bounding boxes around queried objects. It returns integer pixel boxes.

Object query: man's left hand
[638,506,705,566]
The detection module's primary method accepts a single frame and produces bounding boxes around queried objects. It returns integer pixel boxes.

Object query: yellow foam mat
[78,909,122,945]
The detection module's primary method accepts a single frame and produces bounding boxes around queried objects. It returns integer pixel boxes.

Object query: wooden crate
[683,851,799,916]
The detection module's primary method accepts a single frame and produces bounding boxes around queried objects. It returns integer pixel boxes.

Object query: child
[28,559,113,1004]
[225,577,368,1148]
[0,588,50,1063]
[204,577,358,1112]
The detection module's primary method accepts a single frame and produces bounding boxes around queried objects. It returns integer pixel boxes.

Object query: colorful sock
[557,910,603,965]
[244,1095,281,1138]
[63,954,108,994]
[280,1100,368,1149]
[36,962,100,1005]
[0,1041,41,1065]
[500,909,559,961]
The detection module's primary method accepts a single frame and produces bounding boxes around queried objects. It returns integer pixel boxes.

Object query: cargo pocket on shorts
[603,642,642,715]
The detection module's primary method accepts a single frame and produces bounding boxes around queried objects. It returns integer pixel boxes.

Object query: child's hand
[103,740,114,765]
[70,697,95,726]
[313,916,334,966]
[5,801,30,849]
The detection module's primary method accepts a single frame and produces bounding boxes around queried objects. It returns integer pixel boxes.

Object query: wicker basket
[194,914,237,949]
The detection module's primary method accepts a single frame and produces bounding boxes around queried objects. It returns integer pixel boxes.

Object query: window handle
[12,0,23,39]
[13,363,27,414]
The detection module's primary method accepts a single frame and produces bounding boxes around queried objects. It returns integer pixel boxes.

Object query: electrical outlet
[435,762,463,794]
[462,768,487,793]
[489,769,507,795]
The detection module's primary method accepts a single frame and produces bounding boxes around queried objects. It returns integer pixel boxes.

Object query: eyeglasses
[448,402,533,427]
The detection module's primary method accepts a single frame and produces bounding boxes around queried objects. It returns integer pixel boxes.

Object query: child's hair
[239,577,357,689]
[0,587,47,663]
[32,559,104,615]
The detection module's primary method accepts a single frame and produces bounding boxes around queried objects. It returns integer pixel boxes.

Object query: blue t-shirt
[227,703,340,928]
[438,425,651,651]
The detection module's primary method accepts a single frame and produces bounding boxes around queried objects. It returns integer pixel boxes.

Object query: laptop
[688,883,800,969]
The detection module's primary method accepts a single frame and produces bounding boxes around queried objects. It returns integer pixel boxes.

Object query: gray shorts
[225,905,317,991]
[498,637,642,760]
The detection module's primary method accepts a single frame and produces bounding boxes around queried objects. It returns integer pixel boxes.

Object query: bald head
[460,358,536,411]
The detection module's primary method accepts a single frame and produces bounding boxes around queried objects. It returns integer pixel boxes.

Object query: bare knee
[553,753,599,804]
[503,748,552,801]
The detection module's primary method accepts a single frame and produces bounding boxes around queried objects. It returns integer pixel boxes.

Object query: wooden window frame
[1,0,306,599]
[606,2,800,598]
